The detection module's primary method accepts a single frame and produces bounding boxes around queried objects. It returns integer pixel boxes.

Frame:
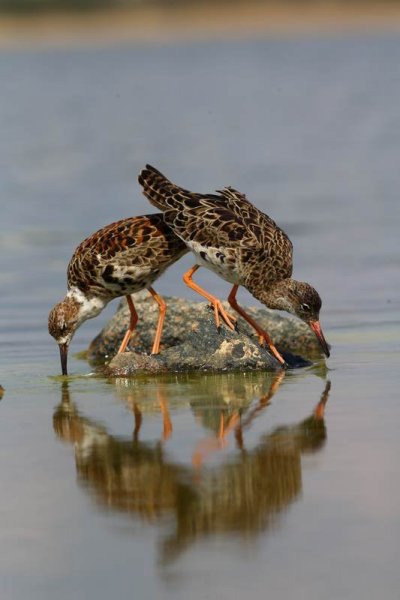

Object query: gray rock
[88,293,322,376]
[103,352,166,377]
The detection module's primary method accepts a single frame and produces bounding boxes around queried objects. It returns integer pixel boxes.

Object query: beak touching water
[59,343,69,376]
[309,321,330,358]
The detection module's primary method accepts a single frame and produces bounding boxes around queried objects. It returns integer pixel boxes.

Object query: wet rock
[88,293,320,376]
[103,352,166,377]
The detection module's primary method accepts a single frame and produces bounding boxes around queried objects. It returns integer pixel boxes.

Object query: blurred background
[2,0,400,49]
[2,0,400,9]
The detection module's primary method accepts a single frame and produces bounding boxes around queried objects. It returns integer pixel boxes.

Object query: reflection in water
[191,371,286,467]
[54,377,330,564]
[114,382,174,442]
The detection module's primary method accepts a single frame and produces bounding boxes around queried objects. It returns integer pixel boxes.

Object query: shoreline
[1,1,400,49]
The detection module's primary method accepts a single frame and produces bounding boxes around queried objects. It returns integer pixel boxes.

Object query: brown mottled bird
[48,214,188,375]
[138,165,330,365]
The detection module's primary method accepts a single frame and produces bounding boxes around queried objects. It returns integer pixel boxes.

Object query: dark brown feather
[138,166,293,290]
[67,213,188,299]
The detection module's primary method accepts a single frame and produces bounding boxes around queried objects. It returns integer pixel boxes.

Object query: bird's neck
[250,279,296,313]
[67,287,107,323]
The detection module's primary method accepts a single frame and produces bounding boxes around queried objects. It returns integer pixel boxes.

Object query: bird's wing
[67,214,187,293]
[217,187,292,250]
[139,166,293,275]
[139,165,252,248]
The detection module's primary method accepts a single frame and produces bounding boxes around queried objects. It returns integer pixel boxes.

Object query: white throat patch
[67,287,106,322]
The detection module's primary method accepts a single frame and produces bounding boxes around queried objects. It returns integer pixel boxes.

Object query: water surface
[0,34,399,599]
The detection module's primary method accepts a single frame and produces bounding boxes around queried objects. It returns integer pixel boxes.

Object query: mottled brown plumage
[48,213,188,375]
[138,165,329,365]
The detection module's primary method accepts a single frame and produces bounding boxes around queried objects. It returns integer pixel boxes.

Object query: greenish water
[1,35,400,599]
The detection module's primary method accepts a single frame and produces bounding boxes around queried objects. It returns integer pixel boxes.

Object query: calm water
[1,34,399,599]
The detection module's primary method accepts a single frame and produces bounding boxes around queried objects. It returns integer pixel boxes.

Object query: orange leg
[183,264,236,331]
[227,285,286,366]
[192,409,240,468]
[313,381,331,420]
[218,412,225,439]
[158,391,173,441]
[118,295,139,353]
[133,403,142,442]
[148,286,166,355]
[222,411,241,439]
[218,410,241,440]
[241,371,285,428]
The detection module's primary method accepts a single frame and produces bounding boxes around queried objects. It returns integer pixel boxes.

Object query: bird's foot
[258,335,287,368]
[208,301,237,331]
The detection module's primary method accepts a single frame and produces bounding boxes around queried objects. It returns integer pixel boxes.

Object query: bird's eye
[301,303,311,311]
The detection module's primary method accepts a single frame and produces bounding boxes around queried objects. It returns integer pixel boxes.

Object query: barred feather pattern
[138,165,293,293]
[67,213,188,300]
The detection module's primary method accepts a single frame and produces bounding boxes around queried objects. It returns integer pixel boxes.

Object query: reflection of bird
[192,370,285,467]
[174,379,331,562]
[115,381,173,442]
[53,378,330,566]
[48,214,188,375]
[53,382,184,521]
[139,165,330,366]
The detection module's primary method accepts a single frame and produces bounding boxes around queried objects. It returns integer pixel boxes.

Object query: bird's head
[48,296,81,375]
[259,279,330,358]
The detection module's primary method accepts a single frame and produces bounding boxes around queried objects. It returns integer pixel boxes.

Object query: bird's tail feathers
[138,164,182,211]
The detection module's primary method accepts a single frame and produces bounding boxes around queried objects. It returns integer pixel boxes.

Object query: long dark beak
[59,343,69,376]
[309,321,330,358]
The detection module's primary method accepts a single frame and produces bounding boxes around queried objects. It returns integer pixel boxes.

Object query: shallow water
[1,34,399,599]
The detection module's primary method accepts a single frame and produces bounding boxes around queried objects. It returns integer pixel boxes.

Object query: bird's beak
[309,321,330,358]
[59,343,69,376]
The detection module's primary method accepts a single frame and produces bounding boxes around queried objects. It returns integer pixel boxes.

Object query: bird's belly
[190,245,241,285]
